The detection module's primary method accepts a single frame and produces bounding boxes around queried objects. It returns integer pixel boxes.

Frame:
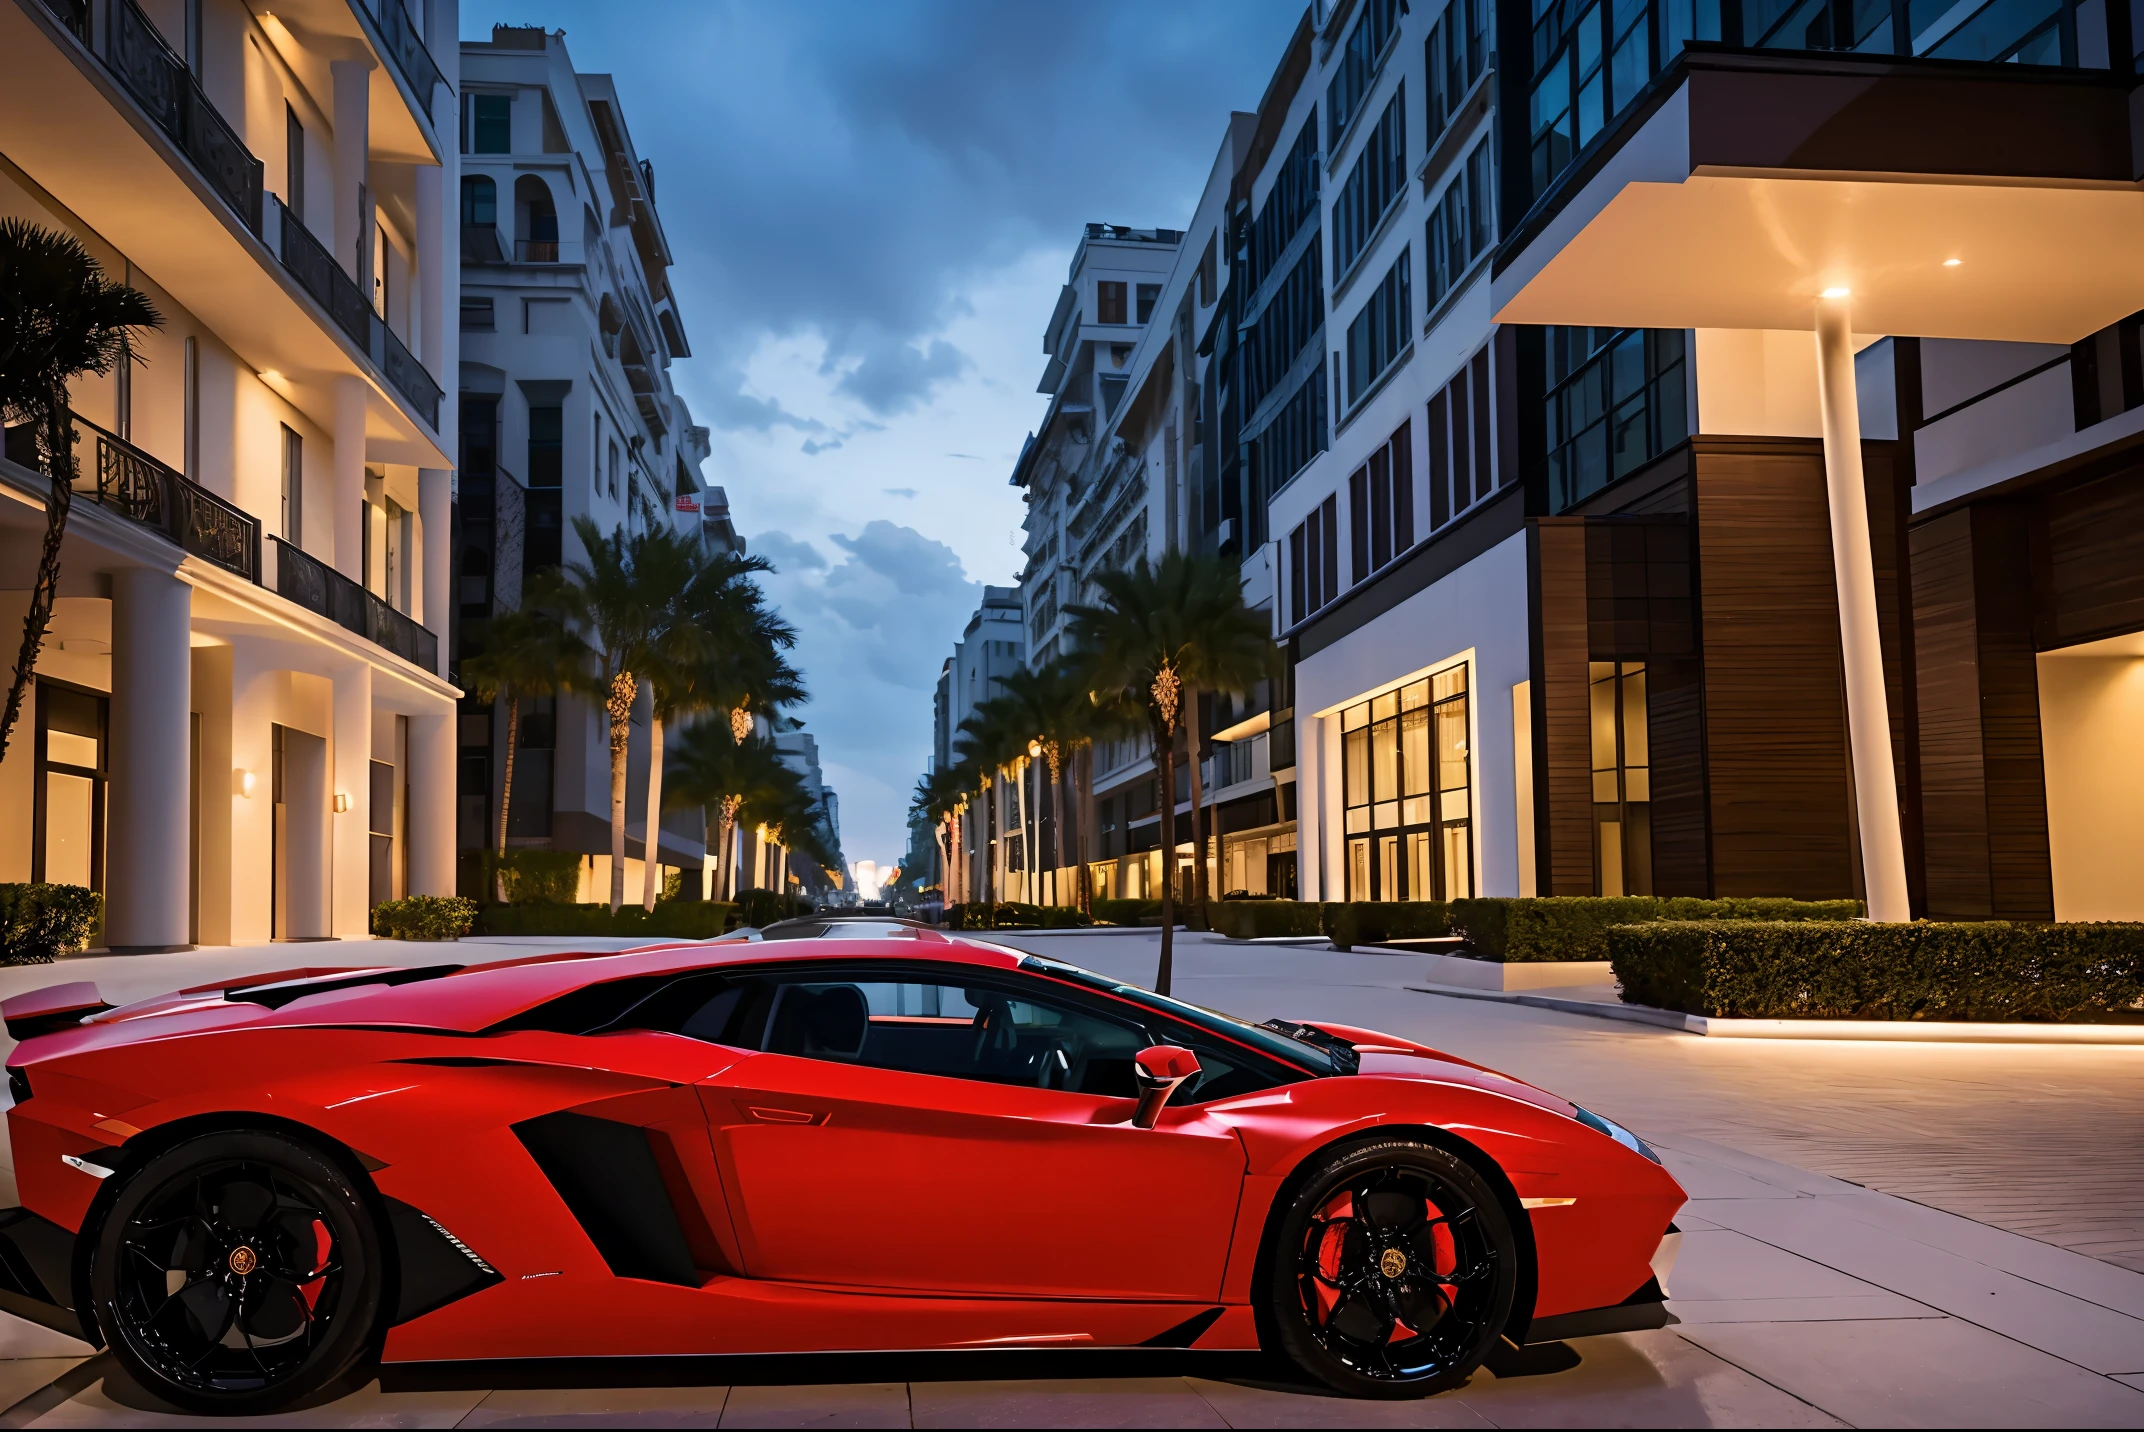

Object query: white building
[0,0,459,947]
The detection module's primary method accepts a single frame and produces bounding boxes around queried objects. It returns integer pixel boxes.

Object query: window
[1197,234,1217,307]
[1240,238,1324,415]
[1135,284,1161,325]
[1097,281,1128,325]
[1343,251,1410,410]
[461,175,496,228]
[1542,327,1687,511]
[1287,493,1340,625]
[460,296,495,330]
[1426,138,1494,310]
[1590,661,1651,896]
[1427,346,1495,530]
[1242,120,1320,298]
[373,220,390,317]
[368,758,396,908]
[469,93,511,154]
[527,403,562,488]
[32,682,106,892]
[1341,665,1471,901]
[1332,86,1406,281]
[279,424,302,545]
[1327,0,1402,147]
[1348,418,1413,582]
[285,105,305,218]
[182,336,199,480]
[608,440,621,500]
[1424,0,1491,148]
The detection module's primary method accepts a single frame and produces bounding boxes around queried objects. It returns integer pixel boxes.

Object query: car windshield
[1017,955,1354,1076]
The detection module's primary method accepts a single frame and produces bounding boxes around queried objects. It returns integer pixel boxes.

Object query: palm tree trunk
[1186,683,1209,909]
[641,710,665,911]
[1155,718,1177,996]
[1014,758,1032,904]
[606,671,635,913]
[0,401,77,764]
[1077,745,1095,915]
[495,695,519,903]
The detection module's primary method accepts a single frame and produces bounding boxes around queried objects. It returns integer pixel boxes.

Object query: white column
[106,569,193,952]
[1814,295,1911,922]
[331,663,372,936]
[334,377,368,582]
[331,58,373,282]
[404,711,455,895]
[418,468,451,663]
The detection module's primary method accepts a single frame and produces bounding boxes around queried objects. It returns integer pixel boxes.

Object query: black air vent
[225,965,464,1010]
[384,1198,503,1324]
[511,1112,700,1287]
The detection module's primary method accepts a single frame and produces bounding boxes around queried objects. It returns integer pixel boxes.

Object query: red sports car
[0,927,1683,1414]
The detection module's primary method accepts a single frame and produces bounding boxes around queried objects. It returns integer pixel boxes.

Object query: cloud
[750,529,827,573]
[883,486,916,499]
[833,336,970,415]
[799,437,843,455]
[827,520,975,599]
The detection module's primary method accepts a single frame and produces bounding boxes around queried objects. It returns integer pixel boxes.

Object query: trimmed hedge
[1450,896,1863,962]
[1092,898,1161,926]
[371,895,477,941]
[476,901,736,939]
[498,850,582,904]
[0,883,102,963]
[1209,899,1326,940]
[945,902,1094,930]
[1324,901,1451,951]
[1611,919,2144,1021]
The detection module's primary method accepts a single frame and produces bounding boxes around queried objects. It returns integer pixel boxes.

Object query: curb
[1409,984,2144,1043]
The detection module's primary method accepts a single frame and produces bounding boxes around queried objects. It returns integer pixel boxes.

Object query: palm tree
[0,220,160,761]
[634,546,787,910]
[1067,550,1267,993]
[670,719,795,903]
[910,766,969,905]
[955,699,1023,910]
[993,660,1088,904]
[1172,559,1278,906]
[459,604,584,902]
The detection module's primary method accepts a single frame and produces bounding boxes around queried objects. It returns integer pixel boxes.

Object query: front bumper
[1521,1225,1681,1345]
[0,1208,93,1343]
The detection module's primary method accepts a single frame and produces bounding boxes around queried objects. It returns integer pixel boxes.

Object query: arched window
[460,175,496,227]
[515,176,558,262]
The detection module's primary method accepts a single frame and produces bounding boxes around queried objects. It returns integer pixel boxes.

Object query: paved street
[0,930,2139,1427]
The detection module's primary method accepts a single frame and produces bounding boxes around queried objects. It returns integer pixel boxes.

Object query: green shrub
[945,902,1094,930]
[496,849,583,904]
[1449,896,1862,962]
[371,895,477,941]
[1209,899,1326,940]
[0,883,102,963]
[1610,919,2144,1021]
[475,901,736,939]
[732,889,811,928]
[1323,901,1451,951]
[1091,898,1162,926]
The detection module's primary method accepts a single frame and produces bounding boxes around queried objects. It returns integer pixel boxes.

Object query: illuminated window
[1589,661,1651,895]
[1340,665,1470,901]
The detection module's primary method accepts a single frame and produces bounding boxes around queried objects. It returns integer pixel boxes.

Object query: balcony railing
[514,238,570,263]
[267,198,442,430]
[270,536,440,672]
[104,0,263,231]
[371,0,444,111]
[4,415,261,583]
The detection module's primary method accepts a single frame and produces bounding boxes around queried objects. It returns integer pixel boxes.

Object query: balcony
[270,536,439,672]
[515,238,580,264]
[3,414,260,582]
[369,0,443,110]
[268,198,443,429]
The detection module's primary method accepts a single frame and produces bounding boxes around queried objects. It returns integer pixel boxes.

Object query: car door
[696,962,1248,1302]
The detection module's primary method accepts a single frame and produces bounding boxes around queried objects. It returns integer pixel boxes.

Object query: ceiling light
[1820,287,1851,299]
[1943,259,1962,267]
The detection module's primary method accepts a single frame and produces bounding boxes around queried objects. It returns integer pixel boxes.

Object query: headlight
[1573,1105,1661,1164]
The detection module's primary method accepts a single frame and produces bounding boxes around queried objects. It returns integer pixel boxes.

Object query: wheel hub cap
[225,1245,257,1276]
[1378,1247,1407,1279]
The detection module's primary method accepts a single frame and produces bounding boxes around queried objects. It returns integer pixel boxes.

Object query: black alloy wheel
[89,1131,384,1416]
[1266,1139,1517,1398]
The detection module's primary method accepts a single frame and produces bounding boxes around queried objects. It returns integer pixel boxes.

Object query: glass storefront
[33,682,107,892]
[1590,660,1651,895]
[1341,664,1471,901]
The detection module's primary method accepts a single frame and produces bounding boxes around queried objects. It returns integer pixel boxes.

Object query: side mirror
[1132,1044,1200,1129]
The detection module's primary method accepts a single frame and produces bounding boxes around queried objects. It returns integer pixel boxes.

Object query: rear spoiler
[2,983,113,1043]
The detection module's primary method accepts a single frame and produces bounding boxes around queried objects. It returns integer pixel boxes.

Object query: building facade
[929,585,1025,902]
[456,24,737,904]
[0,0,460,948]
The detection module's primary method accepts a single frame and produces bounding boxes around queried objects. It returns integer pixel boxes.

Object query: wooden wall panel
[1693,440,1856,898]
[1912,510,1993,916]
[1646,658,1710,895]
[1530,520,1594,896]
[2041,463,2144,647]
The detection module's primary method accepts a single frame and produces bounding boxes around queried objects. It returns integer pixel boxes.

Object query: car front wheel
[1266,1138,1517,1398]
[88,1129,384,1416]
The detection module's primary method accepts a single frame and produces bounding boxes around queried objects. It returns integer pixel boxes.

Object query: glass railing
[103,0,263,231]
[371,0,444,111]
[270,536,439,671]
[1518,0,2106,214]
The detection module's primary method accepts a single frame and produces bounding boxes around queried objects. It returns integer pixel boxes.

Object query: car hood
[1300,1019,1581,1120]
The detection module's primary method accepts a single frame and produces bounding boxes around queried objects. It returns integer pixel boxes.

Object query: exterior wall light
[334,793,350,813]
[1820,287,1851,299]
[235,769,255,799]
[1943,259,1962,267]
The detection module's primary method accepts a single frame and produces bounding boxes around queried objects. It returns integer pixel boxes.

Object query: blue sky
[461,0,1303,868]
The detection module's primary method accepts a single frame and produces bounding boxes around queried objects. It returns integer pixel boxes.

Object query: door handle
[745,1105,823,1125]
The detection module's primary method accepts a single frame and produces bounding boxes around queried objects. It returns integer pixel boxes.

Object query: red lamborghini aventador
[0,926,1683,1414]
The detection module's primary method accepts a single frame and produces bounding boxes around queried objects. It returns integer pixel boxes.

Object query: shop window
[33,682,107,892]
[1341,665,1470,901]
[1590,661,1651,895]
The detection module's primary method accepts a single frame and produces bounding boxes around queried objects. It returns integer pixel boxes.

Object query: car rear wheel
[88,1130,384,1416]
[1266,1139,1517,1399]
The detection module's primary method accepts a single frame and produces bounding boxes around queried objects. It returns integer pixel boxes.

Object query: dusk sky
[461,0,1303,869]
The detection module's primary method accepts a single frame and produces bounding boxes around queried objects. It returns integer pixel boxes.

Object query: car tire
[1265,1138,1518,1399]
[87,1129,385,1416]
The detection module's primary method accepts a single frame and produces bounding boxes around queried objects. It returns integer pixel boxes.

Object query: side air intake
[511,1111,700,1287]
